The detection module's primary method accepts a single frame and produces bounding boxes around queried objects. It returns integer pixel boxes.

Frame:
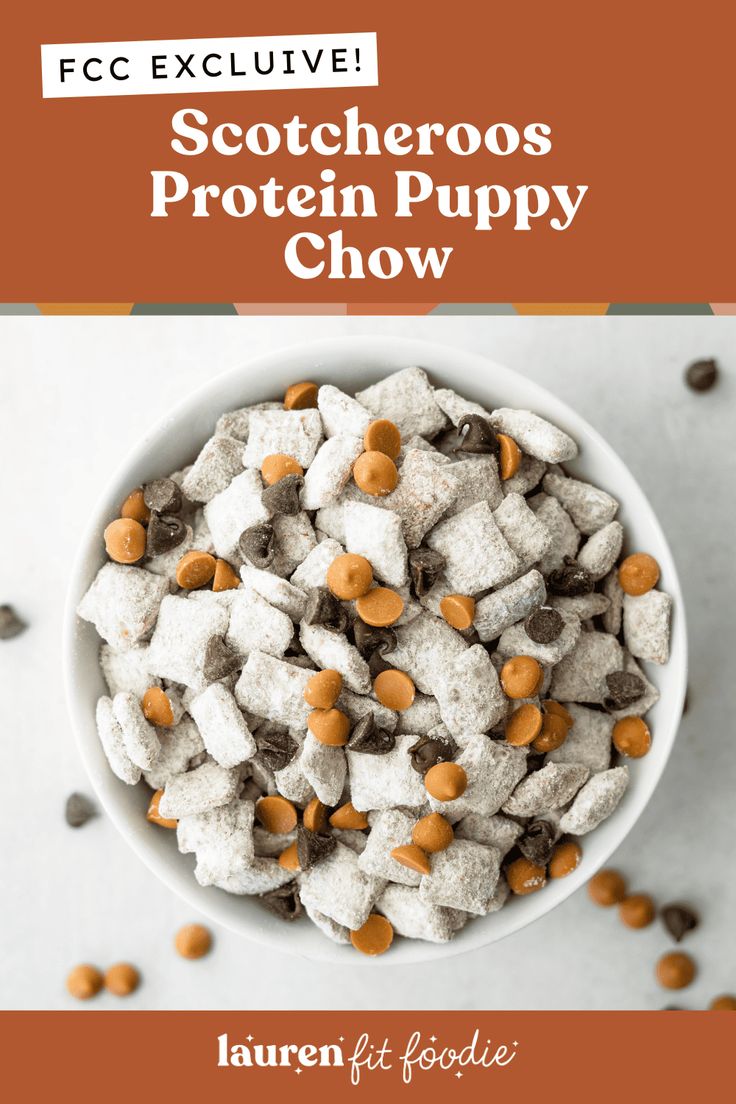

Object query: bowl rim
[63,332,688,966]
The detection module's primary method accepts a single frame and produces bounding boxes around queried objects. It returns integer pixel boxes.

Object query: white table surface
[1,313,734,1011]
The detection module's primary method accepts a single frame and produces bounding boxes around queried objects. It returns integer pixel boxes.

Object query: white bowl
[63,335,687,965]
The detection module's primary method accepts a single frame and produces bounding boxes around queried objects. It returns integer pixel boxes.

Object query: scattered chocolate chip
[256,722,299,772]
[685,358,718,392]
[408,735,457,775]
[303,587,348,634]
[347,713,396,755]
[604,671,646,710]
[661,904,699,943]
[259,883,303,922]
[518,820,557,866]
[525,606,564,644]
[261,474,304,516]
[368,651,392,678]
[238,522,275,569]
[296,825,336,871]
[146,513,187,558]
[547,557,594,597]
[408,548,446,598]
[0,604,27,640]
[353,619,397,658]
[65,792,96,828]
[202,635,242,682]
[143,478,182,515]
[455,414,500,455]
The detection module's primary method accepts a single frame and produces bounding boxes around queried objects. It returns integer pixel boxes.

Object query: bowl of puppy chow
[64,335,686,963]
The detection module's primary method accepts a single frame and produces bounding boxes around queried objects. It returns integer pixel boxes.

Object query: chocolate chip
[368,651,392,678]
[303,587,348,634]
[296,825,336,871]
[547,557,594,597]
[146,513,187,558]
[455,414,500,455]
[353,619,397,659]
[238,522,275,569]
[261,474,304,516]
[685,358,718,392]
[256,722,299,772]
[661,904,699,943]
[408,735,457,775]
[65,792,96,828]
[408,547,446,598]
[259,883,303,922]
[518,820,556,866]
[525,606,564,644]
[0,604,27,640]
[202,635,242,682]
[604,671,646,710]
[143,478,182,515]
[347,713,396,755]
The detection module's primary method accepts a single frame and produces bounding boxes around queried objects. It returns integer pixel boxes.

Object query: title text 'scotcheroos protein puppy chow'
[77,367,673,956]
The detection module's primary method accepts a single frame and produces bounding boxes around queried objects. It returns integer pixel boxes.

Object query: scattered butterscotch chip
[498,433,522,480]
[261,453,304,486]
[350,914,394,956]
[304,669,343,710]
[284,381,318,410]
[391,844,431,876]
[256,795,298,834]
[548,840,582,879]
[66,964,104,1001]
[104,963,140,997]
[507,856,547,895]
[619,893,656,929]
[532,710,569,753]
[588,868,627,906]
[329,802,369,830]
[104,517,146,564]
[613,716,651,758]
[709,995,736,1010]
[120,487,151,525]
[307,707,351,746]
[618,553,660,597]
[326,553,373,600]
[439,594,476,630]
[505,702,544,747]
[353,450,399,497]
[303,797,329,834]
[656,951,696,990]
[212,559,241,592]
[355,587,405,627]
[142,686,175,727]
[373,669,416,711]
[175,923,212,960]
[424,761,467,802]
[146,788,177,829]
[543,700,574,726]
[176,550,216,590]
[364,419,401,459]
[278,841,300,871]
[500,655,543,699]
[412,812,454,853]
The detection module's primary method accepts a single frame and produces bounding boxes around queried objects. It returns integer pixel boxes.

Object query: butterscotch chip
[353,451,399,497]
[412,812,454,853]
[212,559,241,592]
[176,550,217,590]
[303,797,329,834]
[613,716,651,758]
[619,893,656,929]
[498,434,522,480]
[507,857,547,895]
[66,964,103,1000]
[278,841,300,871]
[532,711,570,753]
[543,700,574,726]
[355,587,405,627]
[284,381,319,410]
[364,419,401,459]
[424,761,467,802]
[120,488,151,525]
[373,669,416,711]
[256,795,298,834]
[588,868,627,906]
[329,802,369,830]
[142,687,173,727]
[304,669,343,710]
[326,553,373,600]
[146,788,177,829]
[307,707,351,746]
[350,914,394,956]
[261,453,304,485]
[439,594,476,630]
[391,844,431,876]
[656,952,696,990]
[104,517,146,564]
[549,840,582,879]
[175,923,212,960]
[505,703,543,747]
[105,963,140,997]
[618,553,660,596]
[710,995,736,1011]
[500,655,544,699]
